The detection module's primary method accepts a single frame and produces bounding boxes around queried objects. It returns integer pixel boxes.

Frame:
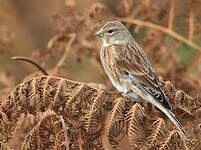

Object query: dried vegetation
[0,0,201,149]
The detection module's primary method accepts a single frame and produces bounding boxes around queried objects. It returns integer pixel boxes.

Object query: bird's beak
[95,30,104,37]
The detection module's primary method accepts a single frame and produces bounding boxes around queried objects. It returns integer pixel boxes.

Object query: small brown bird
[95,20,187,135]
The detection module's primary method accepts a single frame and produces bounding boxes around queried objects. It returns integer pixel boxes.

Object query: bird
[95,20,187,136]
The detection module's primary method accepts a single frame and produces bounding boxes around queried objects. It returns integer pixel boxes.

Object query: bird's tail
[146,95,187,136]
[166,109,187,136]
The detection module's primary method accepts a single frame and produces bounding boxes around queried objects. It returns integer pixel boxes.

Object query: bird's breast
[100,46,128,93]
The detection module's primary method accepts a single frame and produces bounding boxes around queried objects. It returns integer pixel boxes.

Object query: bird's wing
[114,41,172,110]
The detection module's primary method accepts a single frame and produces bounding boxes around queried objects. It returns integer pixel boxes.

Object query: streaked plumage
[95,21,187,135]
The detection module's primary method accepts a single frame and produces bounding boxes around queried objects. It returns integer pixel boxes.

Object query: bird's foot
[101,89,122,95]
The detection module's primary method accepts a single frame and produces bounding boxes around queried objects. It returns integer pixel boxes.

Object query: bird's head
[95,21,133,46]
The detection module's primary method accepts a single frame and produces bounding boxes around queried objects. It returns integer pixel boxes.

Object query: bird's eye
[107,30,114,33]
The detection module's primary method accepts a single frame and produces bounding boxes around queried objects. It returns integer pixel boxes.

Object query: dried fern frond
[159,130,185,150]
[102,98,125,149]
[21,110,59,150]
[163,80,199,120]
[185,138,201,150]
[174,105,194,121]
[84,90,106,134]
[163,81,176,105]
[21,125,39,150]
[0,76,102,142]
[0,75,200,149]
[126,103,146,147]
[145,118,168,149]
[0,142,13,150]
[55,117,83,150]
[104,98,125,137]
[0,75,108,149]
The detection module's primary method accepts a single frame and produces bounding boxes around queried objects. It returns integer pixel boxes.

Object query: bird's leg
[100,89,122,104]
[123,90,145,109]
[101,88,122,95]
[105,90,122,95]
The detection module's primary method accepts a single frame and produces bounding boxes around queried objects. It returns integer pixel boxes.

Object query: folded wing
[114,41,172,110]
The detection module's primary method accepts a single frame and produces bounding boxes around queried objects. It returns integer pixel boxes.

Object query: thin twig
[11,56,49,75]
[60,116,70,150]
[51,33,76,75]
[119,18,201,52]
[168,0,175,30]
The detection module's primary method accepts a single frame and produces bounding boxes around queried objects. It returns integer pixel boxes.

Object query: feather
[114,42,172,110]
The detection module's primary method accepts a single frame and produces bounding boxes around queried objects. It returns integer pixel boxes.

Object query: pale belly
[108,74,125,92]
[105,70,141,101]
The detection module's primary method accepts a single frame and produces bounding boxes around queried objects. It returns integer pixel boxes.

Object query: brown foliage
[0,0,201,149]
[0,75,200,149]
